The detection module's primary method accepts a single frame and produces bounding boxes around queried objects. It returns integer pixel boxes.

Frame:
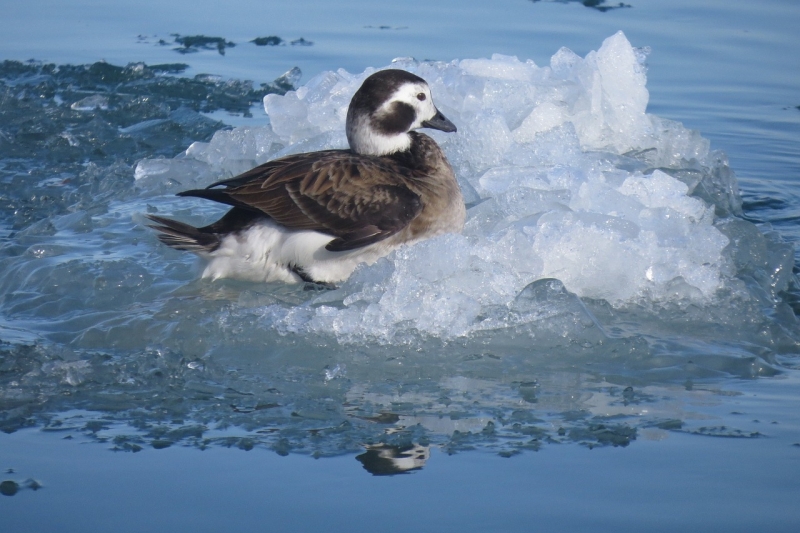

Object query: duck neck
[346,114,412,156]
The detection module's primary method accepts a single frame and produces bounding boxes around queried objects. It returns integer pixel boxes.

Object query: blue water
[2,0,800,531]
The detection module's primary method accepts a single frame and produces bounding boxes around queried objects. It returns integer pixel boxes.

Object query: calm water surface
[1,1,800,531]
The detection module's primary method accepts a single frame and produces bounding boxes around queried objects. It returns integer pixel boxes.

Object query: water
[2,0,800,531]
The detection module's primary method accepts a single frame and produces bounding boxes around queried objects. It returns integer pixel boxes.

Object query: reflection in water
[529,0,632,13]
[356,445,430,476]
[0,478,42,497]
[0,331,767,474]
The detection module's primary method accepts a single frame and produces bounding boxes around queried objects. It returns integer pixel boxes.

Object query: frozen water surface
[1,0,800,531]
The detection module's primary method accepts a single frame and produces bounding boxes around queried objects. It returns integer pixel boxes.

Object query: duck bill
[422,109,457,133]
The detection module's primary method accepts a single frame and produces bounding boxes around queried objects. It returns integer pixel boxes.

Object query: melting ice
[136,31,797,347]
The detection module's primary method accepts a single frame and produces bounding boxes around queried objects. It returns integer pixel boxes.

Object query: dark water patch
[0,59,299,229]
[685,426,764,438]
[0,477,42,496]
[568,422,637,448]
[252,36,284,46]
[172,34,236,56]
[529,0,632,12]
[0,480,18,496]
[154,34,314,53]
[246,36,315,47]
[742,195,790,214]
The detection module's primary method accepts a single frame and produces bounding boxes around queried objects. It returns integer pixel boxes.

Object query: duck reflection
[356,444,430,476]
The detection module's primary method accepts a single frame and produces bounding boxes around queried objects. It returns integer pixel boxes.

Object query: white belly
[201,219,387,284]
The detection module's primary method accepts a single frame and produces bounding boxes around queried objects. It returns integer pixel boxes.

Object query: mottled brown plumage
[148,69,464,284]
[179,132,459,252]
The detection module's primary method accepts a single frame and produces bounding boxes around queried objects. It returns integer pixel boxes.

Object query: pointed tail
[146,214,221,253]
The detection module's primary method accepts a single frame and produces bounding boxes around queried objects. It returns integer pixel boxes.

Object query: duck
[147,69,465,284]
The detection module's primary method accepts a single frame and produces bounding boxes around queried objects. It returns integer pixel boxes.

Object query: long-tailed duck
[147,69,464,284]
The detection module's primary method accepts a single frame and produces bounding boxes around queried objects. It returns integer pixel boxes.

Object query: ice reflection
[1,333,769,474]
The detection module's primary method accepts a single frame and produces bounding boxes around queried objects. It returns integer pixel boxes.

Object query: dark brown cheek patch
[372,101,415,135]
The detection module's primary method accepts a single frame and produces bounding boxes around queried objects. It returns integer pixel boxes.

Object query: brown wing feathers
[176,151,423,251]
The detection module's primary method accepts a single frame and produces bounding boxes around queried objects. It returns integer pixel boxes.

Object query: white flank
[202,219,384,284]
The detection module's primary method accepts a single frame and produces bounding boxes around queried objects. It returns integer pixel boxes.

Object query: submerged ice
[135,31,795,345]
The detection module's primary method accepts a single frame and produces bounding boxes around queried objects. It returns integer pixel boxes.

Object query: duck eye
[417,93,426,101]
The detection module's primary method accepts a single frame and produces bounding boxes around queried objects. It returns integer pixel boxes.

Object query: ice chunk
[184,127,284,173]
[586,31,652,150]
[132,32,785,345]
[513,101,569,142]
[264,90,310,142]
[134,156,215,194]
[509,278,607,346]
[449,111,513,175]
[550,47,582,78]
[42,360,92,386]
[70,94,109,111]
[459,54,538,82]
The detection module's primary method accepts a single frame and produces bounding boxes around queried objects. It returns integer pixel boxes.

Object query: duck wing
[177,151,422,252]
